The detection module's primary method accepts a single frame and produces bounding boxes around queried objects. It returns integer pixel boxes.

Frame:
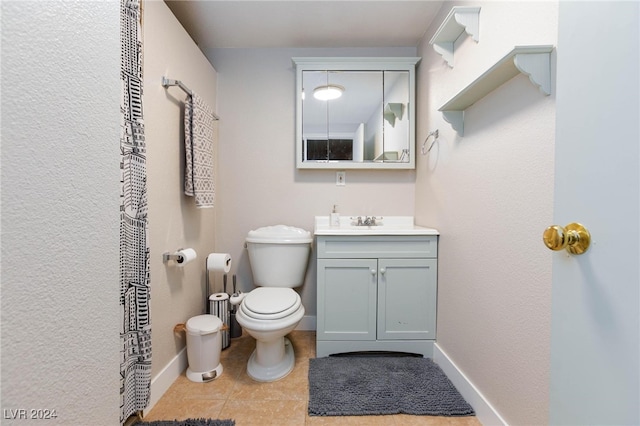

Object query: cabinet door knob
[380,268,386,274]
[370,269,376,275]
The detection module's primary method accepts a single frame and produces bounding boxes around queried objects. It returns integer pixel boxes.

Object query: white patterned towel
[184,93,215,208]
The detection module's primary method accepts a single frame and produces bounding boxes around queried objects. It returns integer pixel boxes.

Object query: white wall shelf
[438,45,554,136]
[429,7,481,67]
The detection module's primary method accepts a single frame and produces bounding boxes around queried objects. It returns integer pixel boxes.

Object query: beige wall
[206,47,419,322]
[144,1,219,377]
[415,2,558,424]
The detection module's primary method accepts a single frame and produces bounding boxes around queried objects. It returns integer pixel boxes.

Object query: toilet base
[246,337,295,382]
[186,363,223,383]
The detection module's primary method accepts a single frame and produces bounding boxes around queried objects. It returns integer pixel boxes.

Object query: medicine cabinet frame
[293,57,420,170]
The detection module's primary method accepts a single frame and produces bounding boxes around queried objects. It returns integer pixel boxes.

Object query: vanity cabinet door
[377,258,437,340]
[317,258,377,341]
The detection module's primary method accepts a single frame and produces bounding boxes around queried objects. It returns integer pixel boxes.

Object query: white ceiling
[164,1,444,49]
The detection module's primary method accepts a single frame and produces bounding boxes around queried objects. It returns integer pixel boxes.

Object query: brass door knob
[543,222,591,255]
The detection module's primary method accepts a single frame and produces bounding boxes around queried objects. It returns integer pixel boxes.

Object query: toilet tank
[245,225,312,288]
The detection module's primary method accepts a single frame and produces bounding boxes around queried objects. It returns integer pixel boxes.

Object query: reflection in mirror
[303,71,383,162]
[381,71,410,162]
[294,58,420,170]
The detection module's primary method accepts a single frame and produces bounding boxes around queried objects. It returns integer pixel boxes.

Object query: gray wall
[1,1,121,423]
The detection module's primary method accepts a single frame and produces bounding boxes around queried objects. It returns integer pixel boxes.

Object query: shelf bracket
[429,7,481,67]
[441,111,464,136]
[514,53,551,95]
[431,43,455,69]
[454,9,480,42]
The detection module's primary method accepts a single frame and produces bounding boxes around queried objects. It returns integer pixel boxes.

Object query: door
[549,2,639,424]
[377,258,437,340]
[316,258,377,341]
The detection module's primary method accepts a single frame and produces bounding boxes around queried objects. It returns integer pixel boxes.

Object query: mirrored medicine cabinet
[293,57,420,170]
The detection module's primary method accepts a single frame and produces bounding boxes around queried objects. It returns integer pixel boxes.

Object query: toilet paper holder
[163,249,186,263]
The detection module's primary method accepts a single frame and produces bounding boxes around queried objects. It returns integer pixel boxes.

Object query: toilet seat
[241,288,301,320]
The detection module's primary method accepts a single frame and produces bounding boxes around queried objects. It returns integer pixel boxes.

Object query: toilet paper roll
[209,293,230,349]
[206,253,232,273]
[209,292,229,302]
[176,248,197,267]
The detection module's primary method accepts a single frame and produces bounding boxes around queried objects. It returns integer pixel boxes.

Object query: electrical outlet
[336,171,346,186]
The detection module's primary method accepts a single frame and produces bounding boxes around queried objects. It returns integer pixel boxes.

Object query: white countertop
[314,216,439,236]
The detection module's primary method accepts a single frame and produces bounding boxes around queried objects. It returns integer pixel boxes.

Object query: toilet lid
[246,225,312,244]
[241,288,301,320]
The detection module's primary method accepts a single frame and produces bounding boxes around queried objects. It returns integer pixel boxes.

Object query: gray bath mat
[308,356,475,417]
[137,419,234,426]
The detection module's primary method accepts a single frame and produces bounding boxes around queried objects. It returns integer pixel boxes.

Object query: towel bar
[162,76,220,120]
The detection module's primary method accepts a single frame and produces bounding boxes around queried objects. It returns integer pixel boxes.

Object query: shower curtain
[119,0,151,423]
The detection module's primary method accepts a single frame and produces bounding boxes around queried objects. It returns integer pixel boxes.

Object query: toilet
[233,225,312,382]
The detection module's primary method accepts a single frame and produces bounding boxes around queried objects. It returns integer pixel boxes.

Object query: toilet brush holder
[230,312,242,338]
[229,291,245,338]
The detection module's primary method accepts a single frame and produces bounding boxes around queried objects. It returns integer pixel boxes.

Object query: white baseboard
[434,343,508,426]
[295,314,316,331]
[144,346,188,416]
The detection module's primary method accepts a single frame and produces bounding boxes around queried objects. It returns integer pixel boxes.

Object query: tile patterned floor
[143,331,482,425]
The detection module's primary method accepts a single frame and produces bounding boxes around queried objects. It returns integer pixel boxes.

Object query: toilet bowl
[234,225,311,382]
[236,287,305,381]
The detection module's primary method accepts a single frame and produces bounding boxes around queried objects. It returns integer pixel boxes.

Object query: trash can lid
[186,314,222,335]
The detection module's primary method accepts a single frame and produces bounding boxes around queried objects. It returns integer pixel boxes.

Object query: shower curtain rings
[421,130,439,155]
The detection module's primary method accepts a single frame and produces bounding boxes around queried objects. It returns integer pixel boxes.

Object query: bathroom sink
[314,216,439,236]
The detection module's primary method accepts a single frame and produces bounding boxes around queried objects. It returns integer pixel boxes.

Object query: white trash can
[185,314,223,382]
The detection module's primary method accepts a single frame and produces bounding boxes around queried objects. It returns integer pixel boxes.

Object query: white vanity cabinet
[315,235,438,357]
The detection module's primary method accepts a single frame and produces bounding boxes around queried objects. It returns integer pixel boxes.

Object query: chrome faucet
[350,216,383,226]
